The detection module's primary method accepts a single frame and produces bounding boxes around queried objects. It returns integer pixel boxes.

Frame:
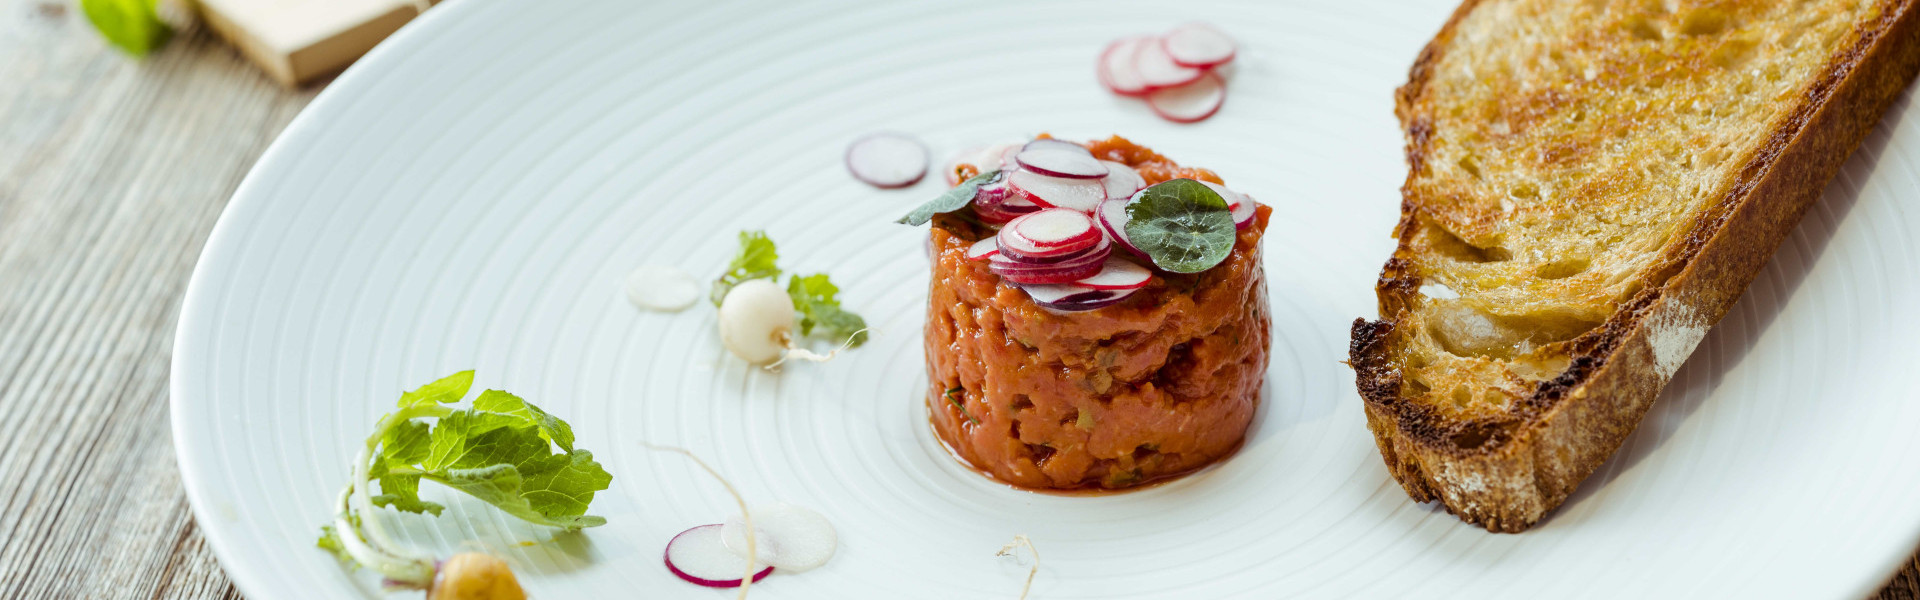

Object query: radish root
[996,534,1040,600]
[643,443,758,600]
[763,328,869,371]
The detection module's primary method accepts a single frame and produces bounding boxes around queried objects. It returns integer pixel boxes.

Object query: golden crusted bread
[1351,0,1920,532]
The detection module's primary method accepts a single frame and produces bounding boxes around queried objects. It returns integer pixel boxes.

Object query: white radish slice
[999,144,1025,170]
[625,265,701,312]
[1199,180,1248,208]
[966,238,1000,260]
[1099,196,1147,258]
[1133,35,1204,88]
[845,133,929,188]
[1016,147,1109,180]
[1097,161,1145,199]
[999,215,1098,259]
[720,504,838,573]
[1009,209,1099,248]
[1232,198,1259,229]
[665,524,774,588]
[1097,36,1153,96]
[1147,72,1226,123]
[1162,23,1236,68]
[1008,169,1107,212]
[1021,282,1138,311]
[1075,258,1153,290]
[1021,282,1104,304]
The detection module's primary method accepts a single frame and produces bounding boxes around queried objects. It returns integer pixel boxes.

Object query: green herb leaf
[79,0,171,57]
[316,525,356,566]
[945,387,978,425]
[787,273,869,347]
[1123,179,1235,273]
[711,231,782,306]
[428,450,611,530]
[396,370,474,408]
[370,472,445,517]
[473,390,575,452]
[897,169,1000,226]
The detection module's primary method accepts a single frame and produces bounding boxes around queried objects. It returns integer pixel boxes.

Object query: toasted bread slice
[1351,0,1920,532]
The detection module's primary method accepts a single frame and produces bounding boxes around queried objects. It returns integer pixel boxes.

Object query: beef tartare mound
[907,135,1271,490]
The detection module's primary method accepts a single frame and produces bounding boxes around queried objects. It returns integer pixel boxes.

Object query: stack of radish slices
[962,139,1255,312]
[665,504,838,588]
[1097,23,1237,123]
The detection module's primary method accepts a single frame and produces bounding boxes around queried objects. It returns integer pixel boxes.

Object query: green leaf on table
[396,370,474,408]
[1123,179,1235,273]
[79,0,171,57]
[710,230,782,306]
[897,169,999,226]
[787,273,868,347]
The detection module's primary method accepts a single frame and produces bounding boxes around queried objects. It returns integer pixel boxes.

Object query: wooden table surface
[1,2,1918,598]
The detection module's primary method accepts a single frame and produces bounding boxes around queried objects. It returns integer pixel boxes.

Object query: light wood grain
[0,0,1915,598]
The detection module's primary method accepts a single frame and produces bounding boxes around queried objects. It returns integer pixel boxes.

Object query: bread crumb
[1647,300,1708,380]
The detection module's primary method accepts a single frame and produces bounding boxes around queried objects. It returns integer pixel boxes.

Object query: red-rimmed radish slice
[1163,23,1236,68]
[1133,35,1204,88]
[1147,72,1226,123]
[991,255,1108,285]
[967,238,1000,260]
[1021,138,1088,154]
[973,192,1042,223]
[720,504,838,573]
[1003,209,1099,250]
[1017,146,1109,180]
[973,173,1015,206]
[1097,36,1153,96]
[1098,197,1148,258]
[1075,258,1153,290]
[1008,169,1106,212]
[1021,283,1139,311]
[1199,180,1248,208]
[1000,144,1024,170]
[1232,198,1259,229]
[1097,161,1145,199]
[845,133,929,188]
[665,524,775,588]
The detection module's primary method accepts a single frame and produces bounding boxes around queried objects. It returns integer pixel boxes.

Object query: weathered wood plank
[0,0,1913,598]
[0,2,312,598]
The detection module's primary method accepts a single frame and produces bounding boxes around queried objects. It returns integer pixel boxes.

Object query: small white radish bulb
[718,279,797,365]
[427,553,526,600]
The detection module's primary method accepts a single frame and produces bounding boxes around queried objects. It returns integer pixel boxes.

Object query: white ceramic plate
[171,0,1920,598]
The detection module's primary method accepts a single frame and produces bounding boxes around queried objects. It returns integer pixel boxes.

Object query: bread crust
[1352,0,1920,532]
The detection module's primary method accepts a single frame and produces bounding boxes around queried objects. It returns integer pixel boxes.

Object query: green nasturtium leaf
[1123,179,1235,273]
[896,169,1000,226]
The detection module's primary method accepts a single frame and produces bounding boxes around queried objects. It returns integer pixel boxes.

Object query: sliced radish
[1147,73,1226,123]
[974,193,1042,223]
[1162,23,1236,68]
[999,144,1025,170]
[1016,147,1108,180]
[1097,36,1153,96]
[1004,209,1099,249]
[1098,196,1148,259]
[966,238,1000,260]
[989,238,1111,284]
[1133,35,1205,89]
[1008,169,1106,212]
[625,265,701,312]
[1075,258,1153,290]
[1233,198,1259,229]
[973,173,1015,206]
[845,133,929,188]
[1022,283,1139,311]
[1199,180,1248,208]
[665,524,775,588]
[1097,161,1145,199]
[720,504,838,573]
